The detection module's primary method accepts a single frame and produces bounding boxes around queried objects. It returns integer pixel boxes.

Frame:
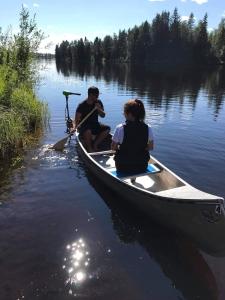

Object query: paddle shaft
[75,106,97,131]
[52,107,97,151]
[67,106,97,138]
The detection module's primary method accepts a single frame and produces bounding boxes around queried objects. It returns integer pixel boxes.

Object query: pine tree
[93,37,103,63]
[103,35,113,60]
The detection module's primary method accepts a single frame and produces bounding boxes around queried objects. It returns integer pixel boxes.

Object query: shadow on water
[85,170,218,300]
[56,61,225,118]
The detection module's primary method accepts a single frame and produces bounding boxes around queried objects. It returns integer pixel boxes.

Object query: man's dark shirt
[76,99,104,128]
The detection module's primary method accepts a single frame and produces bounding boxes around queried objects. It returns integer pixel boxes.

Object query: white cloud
[148,0,165,2]
[191,0,208,4]
[181,0,187,2]
[22,3,28,8]
[181,16,189,21]
[222,11,225,17]
[181,15,197,22]
[33,3,40,8]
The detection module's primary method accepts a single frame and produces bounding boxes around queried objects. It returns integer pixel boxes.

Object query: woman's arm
[147,125,154,151]
[111,124,123,150]
[111,141,119,151]
[147,140,154,151]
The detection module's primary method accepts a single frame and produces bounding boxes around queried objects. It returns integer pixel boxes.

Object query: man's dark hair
[88,86,99,97]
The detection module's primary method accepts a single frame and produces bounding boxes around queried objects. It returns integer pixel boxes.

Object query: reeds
[0,8,48,160]
[0,69,49,158]
[0,107,24,158]
[11,85,48,132]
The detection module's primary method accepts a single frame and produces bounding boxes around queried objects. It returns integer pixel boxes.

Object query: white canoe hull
[76,134,225,256]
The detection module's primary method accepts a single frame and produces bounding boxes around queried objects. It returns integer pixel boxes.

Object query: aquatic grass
[0,66,49,159]
[0,71,6,96]
[0,8,49,161]
[11,85,49,132]
[0,107,24,158]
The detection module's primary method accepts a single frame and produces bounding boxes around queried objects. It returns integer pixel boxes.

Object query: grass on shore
[0,65,48,159]
[0,7,48,161]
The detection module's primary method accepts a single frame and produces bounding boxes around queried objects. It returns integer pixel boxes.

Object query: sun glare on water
[63,237,91,295]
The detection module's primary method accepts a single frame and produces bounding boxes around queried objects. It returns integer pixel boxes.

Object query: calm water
[0,60,225,300]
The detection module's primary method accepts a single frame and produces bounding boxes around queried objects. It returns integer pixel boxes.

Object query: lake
[0,59,225,300]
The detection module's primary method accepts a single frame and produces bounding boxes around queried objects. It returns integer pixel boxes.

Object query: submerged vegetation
[56,9,225,66]
[0,7,48,159]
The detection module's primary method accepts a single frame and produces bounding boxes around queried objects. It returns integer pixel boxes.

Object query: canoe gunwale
[76,133,224,205]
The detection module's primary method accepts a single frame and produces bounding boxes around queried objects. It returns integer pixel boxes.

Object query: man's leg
[93,127,110,151]
[82,129,94,152]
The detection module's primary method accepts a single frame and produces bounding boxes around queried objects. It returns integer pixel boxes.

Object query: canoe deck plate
[110,164,161,180]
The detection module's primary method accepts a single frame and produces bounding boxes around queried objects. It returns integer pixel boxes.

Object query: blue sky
[1,0,225,53]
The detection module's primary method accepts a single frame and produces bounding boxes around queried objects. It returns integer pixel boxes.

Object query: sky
[1,0,225,53]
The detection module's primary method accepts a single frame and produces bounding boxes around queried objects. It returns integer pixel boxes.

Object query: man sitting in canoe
[111,99,154,173]
[73,86,110,152]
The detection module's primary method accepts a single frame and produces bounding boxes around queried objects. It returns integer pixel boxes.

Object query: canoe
[76,133,225,256]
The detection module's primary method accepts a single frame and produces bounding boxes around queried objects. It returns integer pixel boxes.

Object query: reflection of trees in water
[205,68,225,118]
[56,61,225,117]
[86,172,218,300]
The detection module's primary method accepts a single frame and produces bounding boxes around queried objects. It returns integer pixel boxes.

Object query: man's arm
[74,112,82,129]
[95,101,105,118]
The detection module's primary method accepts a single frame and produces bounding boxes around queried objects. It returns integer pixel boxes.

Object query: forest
[55,9,225,66]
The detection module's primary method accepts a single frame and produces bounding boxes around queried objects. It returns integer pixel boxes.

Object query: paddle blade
[52,136,69,151]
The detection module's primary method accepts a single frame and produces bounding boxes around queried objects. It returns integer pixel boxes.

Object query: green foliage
[93,37,103,63]
[56,9,224,66]
[0,65,19,107]
[11,85,48,132]
[0,7,47,160]
[210,18,225,63]
[0,107,24,158]
[103,36,113,60]
[0,7,44,84]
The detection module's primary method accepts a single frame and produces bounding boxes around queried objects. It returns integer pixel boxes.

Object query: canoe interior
[92,153,185,193]
[79,133,223,201]
[81,134,186,194]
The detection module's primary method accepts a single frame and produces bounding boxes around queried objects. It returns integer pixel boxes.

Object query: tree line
[55,9,225,66]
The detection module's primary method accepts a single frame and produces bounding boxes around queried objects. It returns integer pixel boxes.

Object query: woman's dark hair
[124,99,145,121]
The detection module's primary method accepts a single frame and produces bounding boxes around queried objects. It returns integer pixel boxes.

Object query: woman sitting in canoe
[111,99,154,173]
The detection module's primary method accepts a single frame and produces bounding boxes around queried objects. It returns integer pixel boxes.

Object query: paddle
[52,107,97,151]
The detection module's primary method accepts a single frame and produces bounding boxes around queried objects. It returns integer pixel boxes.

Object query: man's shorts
[79,123,110,136]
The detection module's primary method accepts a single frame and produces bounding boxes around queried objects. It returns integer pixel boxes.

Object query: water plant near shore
[0,7,48,160]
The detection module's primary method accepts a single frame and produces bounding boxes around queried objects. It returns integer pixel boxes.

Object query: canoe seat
[110,164,161,180]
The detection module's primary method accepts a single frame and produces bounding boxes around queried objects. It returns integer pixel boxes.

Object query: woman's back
[112,99,154,174]
[119,121,148,157]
